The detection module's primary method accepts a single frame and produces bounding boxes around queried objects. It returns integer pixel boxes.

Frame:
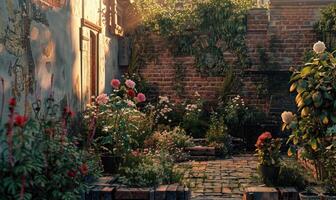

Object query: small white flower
[313,41,326,54]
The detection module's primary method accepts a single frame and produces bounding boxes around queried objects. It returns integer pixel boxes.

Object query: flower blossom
[111,79,121,89]
[136,93,146,103]
[96,93,109,105]
[127,89,136,98]
[256,132,272,148]
[9,97,16,107]
[313,41,326,54]
[125,79,136,89]
[79,163,89,175]
[14,115,28,127]
[281,111,294,125]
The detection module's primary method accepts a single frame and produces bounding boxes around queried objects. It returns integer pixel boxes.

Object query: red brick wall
[138,0,335,119]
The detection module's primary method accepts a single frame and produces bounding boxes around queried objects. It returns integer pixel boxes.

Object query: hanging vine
[129,0,253,76]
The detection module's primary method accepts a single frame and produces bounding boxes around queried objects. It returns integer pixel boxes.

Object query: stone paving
[179,154,260,200]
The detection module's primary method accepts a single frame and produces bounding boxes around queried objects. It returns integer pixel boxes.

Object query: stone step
[185,146,216,156]
[243,187,298,200]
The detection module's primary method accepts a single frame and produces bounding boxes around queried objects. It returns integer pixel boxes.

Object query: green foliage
[144,127,194,161]
[315,3,336,51]
[0,98,100,200]
[119,150,183,187]
[206,113,232,157]
[173,62,186,97]
[131,0,251,76]
[255,132,281,166]
[286,49,336,160]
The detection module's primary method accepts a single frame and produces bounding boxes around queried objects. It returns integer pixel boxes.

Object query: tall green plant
[282,41,336,179]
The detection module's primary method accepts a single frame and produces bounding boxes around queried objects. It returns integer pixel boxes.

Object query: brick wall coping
[270,0,336,7]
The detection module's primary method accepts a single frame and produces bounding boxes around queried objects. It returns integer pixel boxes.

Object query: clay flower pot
[259,165,280,186]
[299,192,320,200]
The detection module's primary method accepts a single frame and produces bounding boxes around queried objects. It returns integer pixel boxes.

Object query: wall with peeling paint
[0,0,120,121]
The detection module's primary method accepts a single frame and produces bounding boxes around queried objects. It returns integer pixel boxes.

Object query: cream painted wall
[0,0,120,122]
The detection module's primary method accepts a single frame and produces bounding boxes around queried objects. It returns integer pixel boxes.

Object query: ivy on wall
[129,0,253,76]
[314,3,336,51]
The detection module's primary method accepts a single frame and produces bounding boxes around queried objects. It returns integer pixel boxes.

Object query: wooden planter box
[84,177,191,200]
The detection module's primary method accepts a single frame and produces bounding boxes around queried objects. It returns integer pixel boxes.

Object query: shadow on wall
[0,0,81,121]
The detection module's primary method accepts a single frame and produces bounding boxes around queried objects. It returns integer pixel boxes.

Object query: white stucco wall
[0,0,120,122]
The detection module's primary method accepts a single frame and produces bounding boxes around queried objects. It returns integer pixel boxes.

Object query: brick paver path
[179,154,260,200]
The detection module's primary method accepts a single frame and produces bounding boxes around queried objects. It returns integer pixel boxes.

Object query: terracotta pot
[299,192,320,200]
[101,155,122,174]
[259,165,280,186]
[320,193,336,200]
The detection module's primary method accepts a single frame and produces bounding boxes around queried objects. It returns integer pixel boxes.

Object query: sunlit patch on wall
[0,43,4,54]
[30,26,39,41]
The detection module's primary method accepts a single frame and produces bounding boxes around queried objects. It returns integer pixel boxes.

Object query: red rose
[67,170,77,178]
[127,89,136,98]
[79,163,89,175]
[136,93,146,103]
[14,115,28,127]
[111,79,121,89]
[9,98,16,107]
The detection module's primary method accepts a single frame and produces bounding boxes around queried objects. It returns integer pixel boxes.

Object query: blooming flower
[281,111,294,125]
[79,163,89,175]
[125,100,136,107]
[136,93,146,103]
[67,170,77,178]
[96,93,109,105]
[111,79,121,89]
[125,79,136,89]
[63,107,75,118]
[9,97,16,107]
[14,115,28,127]
[313,41,326,54]
[256,132,272,148]
[127,89,136,98]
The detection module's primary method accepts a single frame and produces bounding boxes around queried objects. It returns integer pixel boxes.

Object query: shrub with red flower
[127,89,136,98]
[255,132,281,166]
[14,115,28,127]
[111,79,121,89]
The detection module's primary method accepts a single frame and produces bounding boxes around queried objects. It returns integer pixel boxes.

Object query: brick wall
[137,0,336,124]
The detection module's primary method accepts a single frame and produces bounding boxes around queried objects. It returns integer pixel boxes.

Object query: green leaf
[301,66,312,77]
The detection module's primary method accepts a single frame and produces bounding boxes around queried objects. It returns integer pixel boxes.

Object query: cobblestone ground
[179,154,260,200]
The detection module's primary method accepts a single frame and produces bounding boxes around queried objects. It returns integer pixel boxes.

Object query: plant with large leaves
[283,41,336,179]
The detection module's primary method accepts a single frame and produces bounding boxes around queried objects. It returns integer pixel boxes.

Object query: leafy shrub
[0,97,100,200]
[206,113,232,157]
[181,92,209,138]
[283,42,336,179]
[118,150,183,187]
[144,127,194,161]
[84,79,150,156]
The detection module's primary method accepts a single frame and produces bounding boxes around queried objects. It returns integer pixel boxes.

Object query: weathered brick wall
[138,0,336,122]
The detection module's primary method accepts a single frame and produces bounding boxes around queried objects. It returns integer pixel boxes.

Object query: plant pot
[299,192,320,200]
[101,155,122,174]
[320,193,336,200]
[259,165,280,186]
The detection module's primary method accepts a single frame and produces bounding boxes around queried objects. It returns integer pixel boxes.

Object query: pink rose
[125,79,136,89]
[111,79,121,89]
[96,93,109,105]
[136,93,146,103]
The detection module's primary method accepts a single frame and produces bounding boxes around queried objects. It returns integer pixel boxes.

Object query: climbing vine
[314,3,336,51]
[173,61,186,97]
[129,0,253,76]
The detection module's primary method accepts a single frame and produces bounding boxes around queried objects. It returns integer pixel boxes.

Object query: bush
[0,97,100,200]
[118,150,183,187]
[144,127,194,161]
[206,113,232,157]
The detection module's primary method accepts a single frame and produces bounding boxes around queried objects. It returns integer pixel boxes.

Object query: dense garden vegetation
[0,1,336,200]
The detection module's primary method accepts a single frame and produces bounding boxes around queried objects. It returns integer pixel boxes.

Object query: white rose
[281,111,294,124]
[313,41,326,54]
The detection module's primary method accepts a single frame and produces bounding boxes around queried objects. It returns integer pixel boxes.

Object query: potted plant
[299,187,320,200]
[255,132,281,186]
[84,78,147,174]
[320,138,336,200]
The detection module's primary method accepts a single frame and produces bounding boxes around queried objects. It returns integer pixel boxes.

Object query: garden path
[180,154,259,200]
